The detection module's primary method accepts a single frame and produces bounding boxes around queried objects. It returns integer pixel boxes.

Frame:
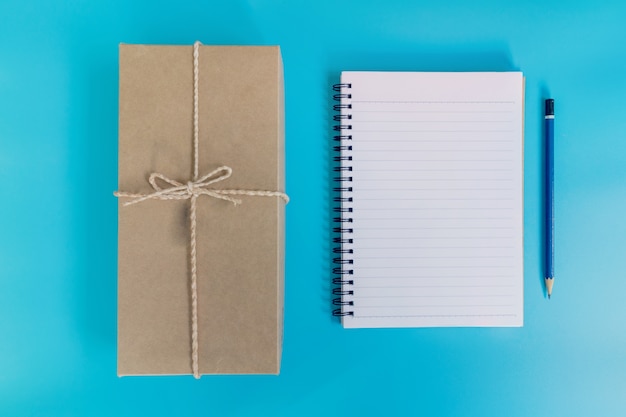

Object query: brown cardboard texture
[117,44,285,376]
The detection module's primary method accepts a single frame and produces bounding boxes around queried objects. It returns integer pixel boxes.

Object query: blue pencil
[545,99,555,298]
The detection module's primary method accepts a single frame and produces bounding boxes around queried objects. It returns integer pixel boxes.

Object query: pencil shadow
[538,84,551,298]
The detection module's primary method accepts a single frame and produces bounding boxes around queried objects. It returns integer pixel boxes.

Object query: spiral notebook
[332,71,524,328]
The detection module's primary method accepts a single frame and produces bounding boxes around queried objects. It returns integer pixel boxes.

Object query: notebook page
[340,72,524,328]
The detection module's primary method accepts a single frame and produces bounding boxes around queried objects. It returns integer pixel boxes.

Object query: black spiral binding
[332,83,355,317]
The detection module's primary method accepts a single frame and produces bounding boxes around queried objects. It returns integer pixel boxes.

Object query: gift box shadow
[68,47,118,348]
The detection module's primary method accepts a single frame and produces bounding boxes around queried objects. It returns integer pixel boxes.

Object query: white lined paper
[339,72,524,328]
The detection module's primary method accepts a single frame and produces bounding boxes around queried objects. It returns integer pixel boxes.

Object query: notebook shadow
[324,46,520,322]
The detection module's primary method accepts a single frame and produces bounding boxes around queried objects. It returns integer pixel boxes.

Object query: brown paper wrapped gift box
[117,44,285,376]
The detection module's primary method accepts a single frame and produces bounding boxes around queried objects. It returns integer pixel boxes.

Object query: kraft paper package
[117,43,286,377]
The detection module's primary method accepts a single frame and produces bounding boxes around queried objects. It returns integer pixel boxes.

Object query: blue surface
[2,1,626,416]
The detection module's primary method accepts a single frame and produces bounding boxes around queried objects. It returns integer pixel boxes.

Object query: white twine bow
[116,165,288,207]
[115,41,288,379]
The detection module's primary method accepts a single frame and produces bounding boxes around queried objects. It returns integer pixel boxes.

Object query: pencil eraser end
[545,99,554,116]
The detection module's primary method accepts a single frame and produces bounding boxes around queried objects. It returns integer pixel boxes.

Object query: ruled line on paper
[352,274,513,281]
[352,140,515,145]
[358,285,516,289]
[350,100,516,104]
[350,125,513,133]
[352,119,511,122]
[353,305,516,309]
[352,314,518,319]
[351,110,513,113]
[354,266,515,269]
[355,217,514,220]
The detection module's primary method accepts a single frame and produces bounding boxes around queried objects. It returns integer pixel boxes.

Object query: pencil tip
[545,277,554,300]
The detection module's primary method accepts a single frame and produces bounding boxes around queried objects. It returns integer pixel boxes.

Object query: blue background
[2,1,626,416]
